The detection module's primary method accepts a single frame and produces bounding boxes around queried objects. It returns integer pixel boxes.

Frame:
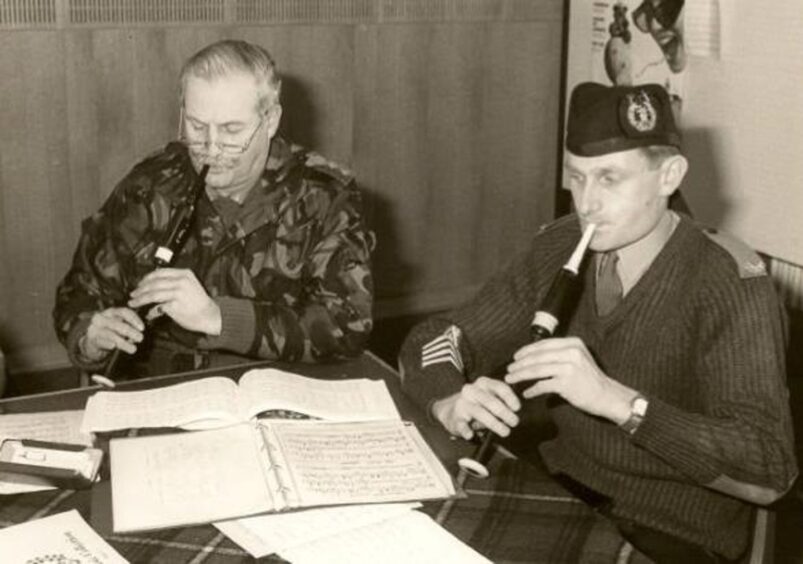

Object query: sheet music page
[0,509,129,563]
[280,510,491,564]
[110,423,274,532]
[238,368,400,421]
[215,502,419,557]
[81,376,241,433]
[0,410,91,445]
[265,420,454,507]
[0,410,92,495]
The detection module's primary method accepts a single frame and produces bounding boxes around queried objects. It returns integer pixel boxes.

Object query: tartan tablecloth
[0,455,651,564]
[422,455,652,564]
[0,356,651,563]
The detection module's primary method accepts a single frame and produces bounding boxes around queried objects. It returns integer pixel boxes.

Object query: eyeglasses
[179,108,266,155]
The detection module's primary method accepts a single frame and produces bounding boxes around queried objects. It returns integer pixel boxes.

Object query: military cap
[566,82,681,157]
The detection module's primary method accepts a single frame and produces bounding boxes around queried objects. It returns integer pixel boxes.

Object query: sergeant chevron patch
[421,325,464,371]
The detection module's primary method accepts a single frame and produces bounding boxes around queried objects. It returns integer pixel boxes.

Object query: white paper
[280,510,491,564]
[686,0,737,58]
[81,370,400,434]
[0,410,91,445]
[215,502,419,557]
[239,368,401,421]
[684,0,720,58]
[0,410,92,494]
[110,424,274,533]
[0,509,128,563]
[265,420,455,507]
[109,419,453,533]
[81,376,241,433]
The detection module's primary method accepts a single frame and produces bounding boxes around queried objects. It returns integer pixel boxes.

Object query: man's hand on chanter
[431,376,521,440]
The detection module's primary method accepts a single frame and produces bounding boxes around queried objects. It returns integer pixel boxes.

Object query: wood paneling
[0,0,564,373]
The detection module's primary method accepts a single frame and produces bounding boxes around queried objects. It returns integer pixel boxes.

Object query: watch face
[633,397,648,416]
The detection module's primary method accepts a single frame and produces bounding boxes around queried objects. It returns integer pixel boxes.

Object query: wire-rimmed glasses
[178,108,266,155]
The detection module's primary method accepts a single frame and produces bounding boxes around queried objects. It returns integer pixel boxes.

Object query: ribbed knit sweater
[400,213,798,559]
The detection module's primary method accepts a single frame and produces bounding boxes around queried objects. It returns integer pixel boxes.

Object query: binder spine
[255,421,296,510]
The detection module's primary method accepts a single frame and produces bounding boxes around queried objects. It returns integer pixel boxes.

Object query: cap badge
[625,90,657,132]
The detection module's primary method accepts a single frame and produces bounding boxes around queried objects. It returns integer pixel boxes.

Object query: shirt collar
[605,210,679,295]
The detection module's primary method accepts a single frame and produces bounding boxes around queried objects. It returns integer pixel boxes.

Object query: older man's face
[182,72,275,196]
[564,148,672,252]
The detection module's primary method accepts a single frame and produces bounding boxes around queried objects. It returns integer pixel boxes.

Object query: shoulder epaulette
[701,226,767,279]
[303,150,353,185]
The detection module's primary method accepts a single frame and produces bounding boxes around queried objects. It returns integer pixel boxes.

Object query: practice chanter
[435,223,596,524]
[99,164,210,382]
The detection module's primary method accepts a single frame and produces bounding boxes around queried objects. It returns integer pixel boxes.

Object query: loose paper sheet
[0,509,128,563]
[684,0,720,58]
[0,410,92,494]
[0,410,91,445]
[280,510,491,564]
[215,502,419,557]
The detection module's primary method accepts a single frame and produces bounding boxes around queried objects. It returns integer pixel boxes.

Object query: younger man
[400,82,797,562]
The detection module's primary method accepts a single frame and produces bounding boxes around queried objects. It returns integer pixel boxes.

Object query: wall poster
[591,0,687,114]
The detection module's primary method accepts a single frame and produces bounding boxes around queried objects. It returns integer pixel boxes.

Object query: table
[0,353,644,563]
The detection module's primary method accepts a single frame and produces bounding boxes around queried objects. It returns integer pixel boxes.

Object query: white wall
[566,1,803,265]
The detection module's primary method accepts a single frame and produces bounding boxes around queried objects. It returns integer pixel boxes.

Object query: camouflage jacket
[54,137,375,376]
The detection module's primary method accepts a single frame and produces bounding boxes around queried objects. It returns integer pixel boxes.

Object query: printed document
[0,509,128,563]
[280,510,492,564]
[215,502,419,557]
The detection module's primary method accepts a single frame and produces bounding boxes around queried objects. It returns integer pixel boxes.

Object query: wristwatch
[620,394,648,435]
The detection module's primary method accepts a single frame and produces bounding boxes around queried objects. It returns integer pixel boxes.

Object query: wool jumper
[400,213,797,559]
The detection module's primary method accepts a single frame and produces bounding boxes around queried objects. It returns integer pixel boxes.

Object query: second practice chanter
[456,222,597,481]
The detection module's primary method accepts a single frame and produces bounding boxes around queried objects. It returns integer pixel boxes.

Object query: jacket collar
[196,136,302,249]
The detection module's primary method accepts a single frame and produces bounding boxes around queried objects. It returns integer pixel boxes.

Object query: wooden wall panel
[474,22,563,275]
[239,25,356,165]
[360,21,564,315]
[0,0,565,373]
[0,31,71,369]
[355,24,436,308]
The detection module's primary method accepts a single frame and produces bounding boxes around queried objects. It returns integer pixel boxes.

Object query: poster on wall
[591,0,687,115]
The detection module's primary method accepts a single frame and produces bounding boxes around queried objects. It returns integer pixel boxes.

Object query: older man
[400,82,797,562]
[54,40,374,378]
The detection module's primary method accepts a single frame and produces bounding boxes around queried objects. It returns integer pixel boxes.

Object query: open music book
[110,419,456,533]
[81,368,400,433]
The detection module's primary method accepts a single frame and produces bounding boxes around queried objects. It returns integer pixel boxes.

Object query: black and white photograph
[0,1,801,562]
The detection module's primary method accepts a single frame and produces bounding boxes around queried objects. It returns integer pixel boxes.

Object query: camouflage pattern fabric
[53,137,375,375]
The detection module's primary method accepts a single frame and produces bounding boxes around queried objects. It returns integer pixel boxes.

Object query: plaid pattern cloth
[422,456,654,564]
[0,355,655,563]
[0,456,652,563]
[0,489,278,563]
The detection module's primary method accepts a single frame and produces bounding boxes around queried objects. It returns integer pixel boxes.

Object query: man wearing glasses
[54,39,375,378]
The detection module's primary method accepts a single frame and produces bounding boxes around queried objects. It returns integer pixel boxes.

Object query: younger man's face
[564,148,673,252]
